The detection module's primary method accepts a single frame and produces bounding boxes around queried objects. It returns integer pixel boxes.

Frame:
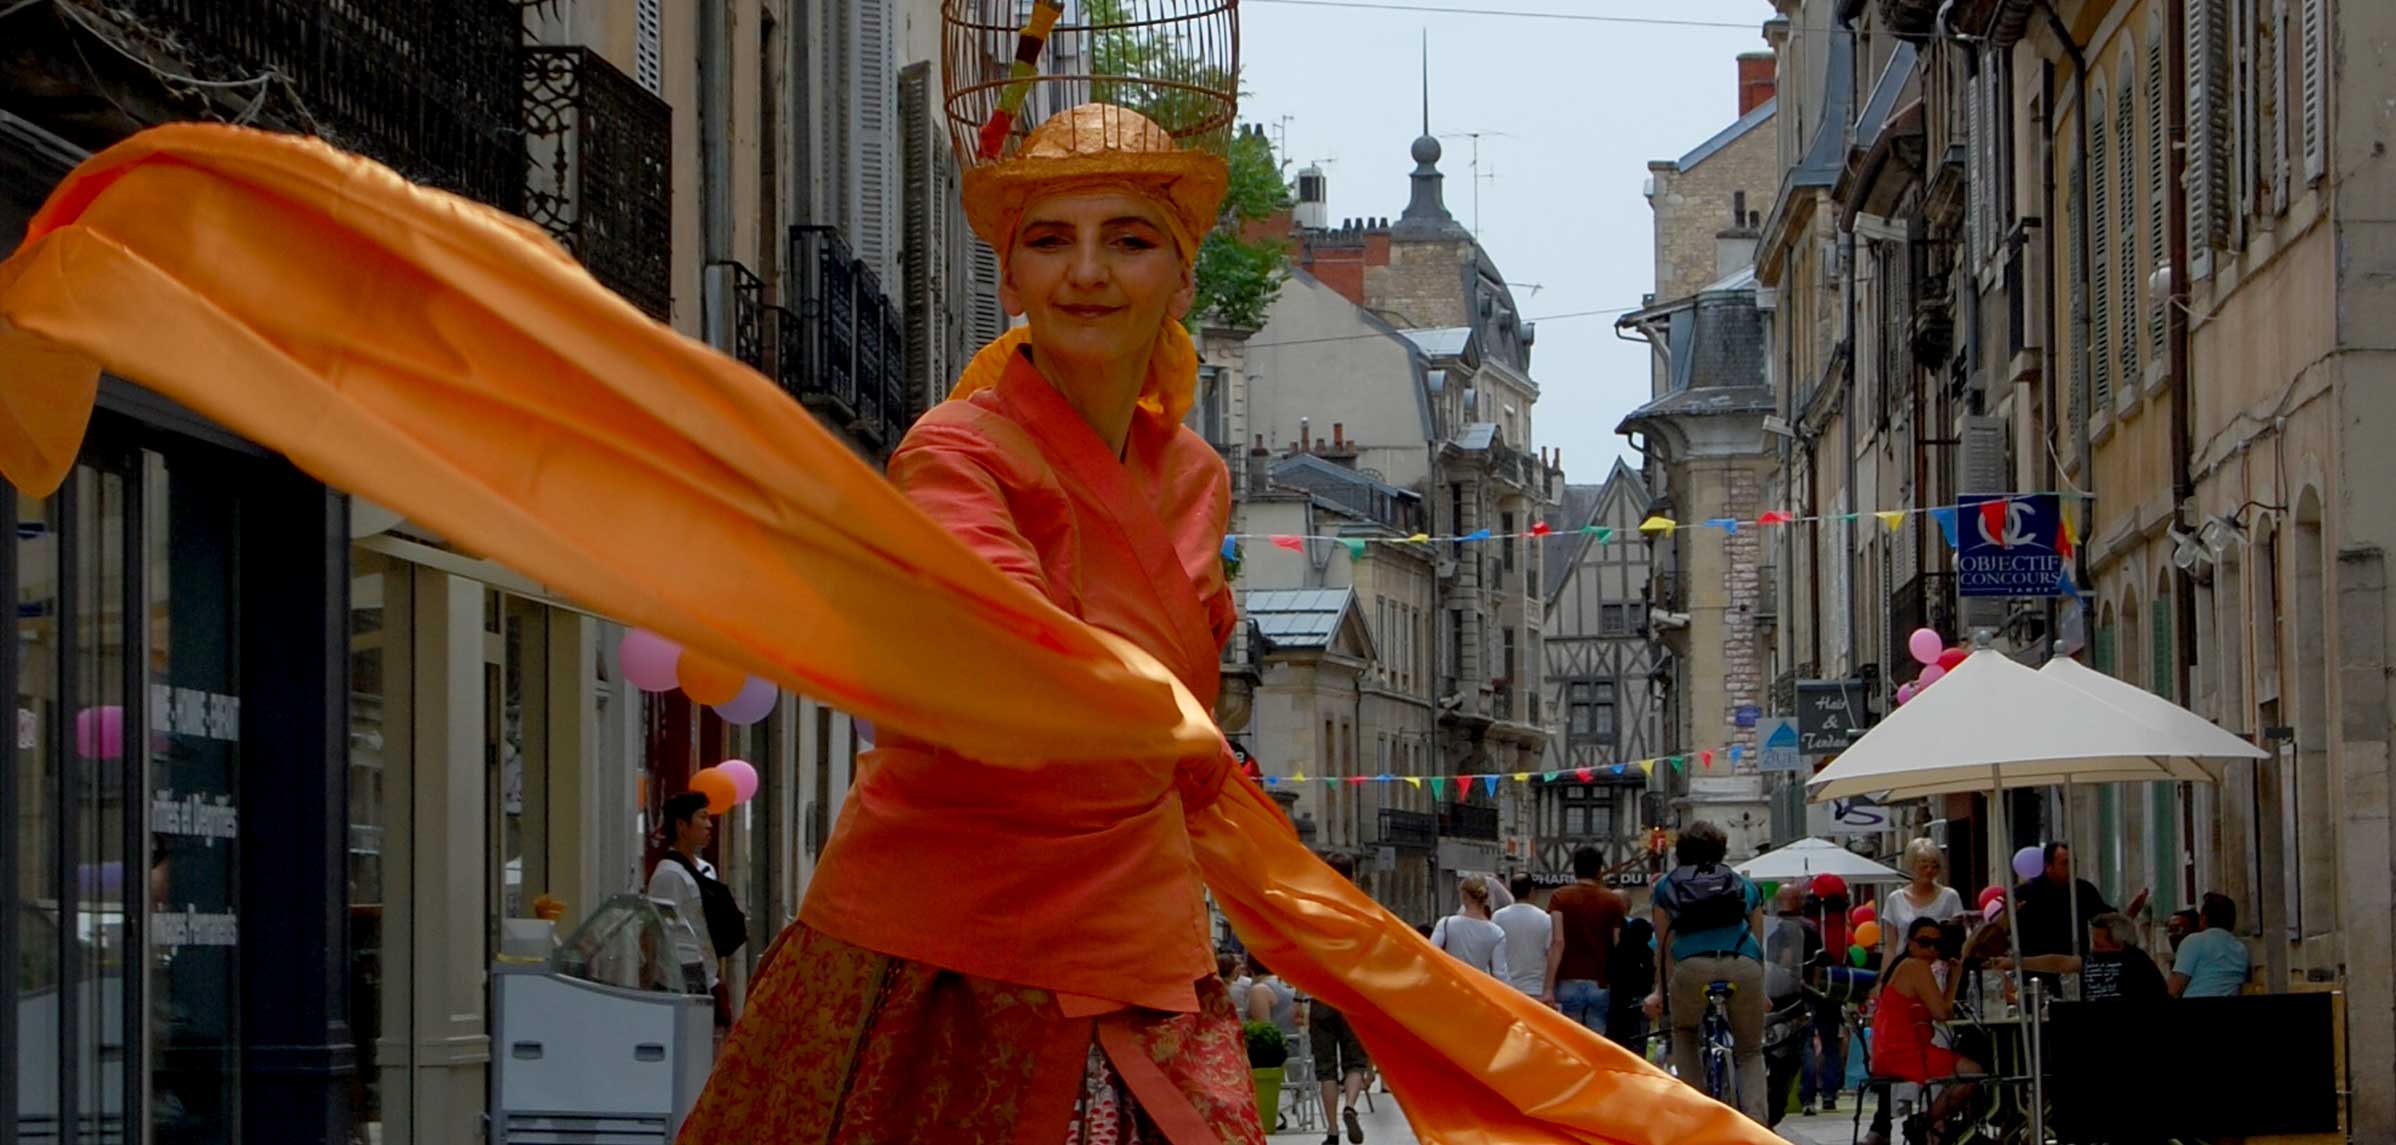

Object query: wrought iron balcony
[1438,802,1500,842]
[786,226,910,451]
[705,261,766,373]
[524,46,673,320]
[52,0,522,210]
[1378,808,1438,850]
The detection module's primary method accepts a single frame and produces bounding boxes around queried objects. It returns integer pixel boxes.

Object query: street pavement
[1775,1109,1868,1145]
[1264,1085,1418,1145]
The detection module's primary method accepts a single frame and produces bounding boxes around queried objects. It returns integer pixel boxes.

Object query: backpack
[667,852,748,958]
[1662,863,1749,934]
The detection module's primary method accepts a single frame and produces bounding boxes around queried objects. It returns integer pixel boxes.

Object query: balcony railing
[1379,808,1438,850]
[524,46,673,319]
[86,0,524,212]
[1439,802,1500,842]
[706,261,766,373]
[787,226,910,451]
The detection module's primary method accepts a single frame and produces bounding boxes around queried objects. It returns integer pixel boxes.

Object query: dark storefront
[5,114,352,1145]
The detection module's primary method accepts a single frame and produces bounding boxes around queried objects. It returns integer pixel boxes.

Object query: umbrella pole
[1991,772,2045,1145]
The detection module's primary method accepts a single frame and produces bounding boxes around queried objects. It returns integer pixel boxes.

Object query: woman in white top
[1431,875,1511,981]
[646,792,722,993]
[1878,837,1966,966]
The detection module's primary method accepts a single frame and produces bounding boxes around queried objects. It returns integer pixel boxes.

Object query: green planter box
[1251,1067,1283,1129]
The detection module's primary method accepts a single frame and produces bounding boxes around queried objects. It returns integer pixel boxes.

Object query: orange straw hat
[959,102,1227,265]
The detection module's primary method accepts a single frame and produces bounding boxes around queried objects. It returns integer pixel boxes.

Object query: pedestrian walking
[1431,876,1511,981]
[645,792,733,1032]
[1644,820,1769,1122]
[1545,846,1628,1032]
[1804,874,1854,1114]
[1491,874,1554,998]
[1312,853,1374,1145]
[1876,838,1966,966]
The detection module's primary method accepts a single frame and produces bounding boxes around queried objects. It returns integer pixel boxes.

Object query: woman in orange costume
[0,78,1783,1145]
[677,102,1262,1143]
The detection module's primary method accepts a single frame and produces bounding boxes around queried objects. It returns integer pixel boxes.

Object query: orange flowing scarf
[0,126,1774,1145]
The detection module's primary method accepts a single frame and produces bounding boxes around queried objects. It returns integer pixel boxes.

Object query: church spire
[1397,33,1465,237]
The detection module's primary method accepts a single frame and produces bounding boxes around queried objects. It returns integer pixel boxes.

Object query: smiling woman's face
[1002,189,1194,375]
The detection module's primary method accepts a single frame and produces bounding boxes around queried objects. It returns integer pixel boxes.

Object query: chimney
[1247,434,1271,492]
[1737,52,1776,116]
[1323,422,1358,466]
[1298,417,1312,455]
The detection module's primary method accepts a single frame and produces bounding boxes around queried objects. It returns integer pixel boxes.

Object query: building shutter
[900,62,936,422]
[1957,415,2010,634]
[969,240,1005,346]
[2069,175,2088,432]
[2301,0,2326,183]
[2235,0,2258,235]
[2116,81,2140,395]
[2187,0,2232,268]
[853,0,899,287]
[2090,90,2112,414]
[2147,29,2168,357]
[2151,594,2176,701]
[635,0,663,96]
[1965,67,1984,263]
[2271,0,2291,215]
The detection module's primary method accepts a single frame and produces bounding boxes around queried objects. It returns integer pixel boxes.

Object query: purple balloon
[618,629,682,693]
[1895,682,1919,706]
[712,676,778,726]
[853,719,875,748]
[2012,845,2046,882]
[75,705,124,760]
[716,758,760,803]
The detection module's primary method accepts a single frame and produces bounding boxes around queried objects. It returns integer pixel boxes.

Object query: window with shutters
[2270,0,2291,215]
[634,0,662,96]
[2188,0,2232,272]
[2068,166,2089,435]
[2153,592,2176,701]
[2234,0,2258,240]
[1967,66,1987,264]
[2116,75,2141,398]
[854,0,897,283]
[2147,26,2168,359]
[2090,82,2113,416]
[2301,0,2326,183]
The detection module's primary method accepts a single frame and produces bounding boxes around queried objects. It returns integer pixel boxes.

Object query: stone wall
[1648,113,1780,304]
[1365,238,1475,329]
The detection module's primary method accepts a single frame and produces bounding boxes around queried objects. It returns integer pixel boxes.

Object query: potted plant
[1243,1020,1288,1128]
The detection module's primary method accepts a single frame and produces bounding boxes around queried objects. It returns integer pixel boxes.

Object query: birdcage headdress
[943,1,1239,258]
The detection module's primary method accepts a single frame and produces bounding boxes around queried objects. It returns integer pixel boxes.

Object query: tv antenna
[1438,129,1514,237]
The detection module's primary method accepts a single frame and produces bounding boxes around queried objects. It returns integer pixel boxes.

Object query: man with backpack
[1641,820,1767,1122]
[649,791,748,1034]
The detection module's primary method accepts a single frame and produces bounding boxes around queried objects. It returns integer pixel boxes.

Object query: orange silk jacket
[802,349,1236,1013]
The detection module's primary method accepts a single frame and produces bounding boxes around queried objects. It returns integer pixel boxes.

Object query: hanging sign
[1957,493,2070,598]
[1797,680,1870,756]
[1758,717,1804,772]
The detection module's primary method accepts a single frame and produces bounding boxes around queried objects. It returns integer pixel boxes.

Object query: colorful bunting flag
[1403,775,1422,789]
[1483,774,1500,795]
[1345,775,1367,786]
[1341,538,1367,560]
[1270,534,1304,552]
[1221,535,1239,560]
[1930,506,1960,549]
[1462,528,1493,542]
[1875,510,1906,533]
[1430,776,1448,798]
[1292,770,1308,783]
[1512,771,1530,782]
[1759,510,1795,526]
[1639,759,1656,776]
[1573,767,1593,783]
[1638,515,1677,535]
[1530,521,1553,536]
[1669,755,1686,773]
[1701,749,1715,769]
[1404,533,1431,544]
[1730,745,1744,765]
[1705,517,1740,535]
[2057,502,2077,558]
[1264,774,1279,786]
[1542,770,1561,783]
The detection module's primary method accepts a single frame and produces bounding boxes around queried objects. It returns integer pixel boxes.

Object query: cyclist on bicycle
[1642,820,1768,1122]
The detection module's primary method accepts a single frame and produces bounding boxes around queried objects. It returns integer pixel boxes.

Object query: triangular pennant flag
[1346,775,1367,786]
[1404,532,1431,544]
[1482,774,1499,795]
[2057,568,2079,598]
[1591,526,1615,543]
[2057,501,2078,558]
[1341,538,1367,560]
[1375,773,1392,783]
[1930,506,1960,549]
[1264,774,1279,787]
[1573,767,1593,783]
[1402,775,1422,789]
[1270,534,1305,552]
[1462,528,1493,543]
[1221,535,1239,560]
[1838,513,1860,522]
[1430,776,1448,799]
[1512,771,1531,782]
[1292,770,1308,783]
[1704,517,1740,535]
[1759,510,1795,526]
[1979,498,2010,547]
[1638,515,1677,535]
[1701,749,1715,769]
[1542,770,1561,783]
[1875,510,1906,534]
[1639,759,1656,776]
[1529,521,1553,536]
[1611,763,1627,776]
[1323,776,1338,785]
[1670,755,1686,773]
[1730,745,1744,765]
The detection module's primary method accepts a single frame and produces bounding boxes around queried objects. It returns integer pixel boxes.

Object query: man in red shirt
[1544,846,1628,1038]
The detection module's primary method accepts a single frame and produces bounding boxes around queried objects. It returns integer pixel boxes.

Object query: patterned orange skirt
[675,923,1263,1145]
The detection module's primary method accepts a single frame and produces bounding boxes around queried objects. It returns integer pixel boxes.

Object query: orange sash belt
[0,126,1777,1145]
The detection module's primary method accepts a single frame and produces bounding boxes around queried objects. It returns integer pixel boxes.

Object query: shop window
[347,550,412,1145]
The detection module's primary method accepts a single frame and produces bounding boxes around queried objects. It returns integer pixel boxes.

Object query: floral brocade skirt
[674,923,1263,1145]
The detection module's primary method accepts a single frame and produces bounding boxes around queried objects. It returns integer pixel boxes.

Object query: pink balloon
[716,759,760,803]
[618,629,682,693]
[1895,682,1918,705]
[1908,627,1944,666]
[74,706,124,760]
[1983,899,2005,923]
[712,676,778,725]
[1918,665,1947,687]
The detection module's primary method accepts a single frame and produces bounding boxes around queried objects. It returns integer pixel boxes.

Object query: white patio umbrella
[1806,646,2265,1142]
[1736,836,1905,883]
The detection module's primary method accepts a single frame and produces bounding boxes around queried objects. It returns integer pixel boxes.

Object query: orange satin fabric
[802,350,1233,1015]
[0,126,1779,1145]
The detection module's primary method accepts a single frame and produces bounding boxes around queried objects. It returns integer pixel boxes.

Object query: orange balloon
[1854,920,1883,950]
[678,651,745,706]
[688,768,737,816]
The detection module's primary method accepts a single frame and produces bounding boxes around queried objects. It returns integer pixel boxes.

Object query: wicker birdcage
[942,1,1239,169]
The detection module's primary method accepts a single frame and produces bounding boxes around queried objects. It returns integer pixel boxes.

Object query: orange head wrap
[949,103,1227,428]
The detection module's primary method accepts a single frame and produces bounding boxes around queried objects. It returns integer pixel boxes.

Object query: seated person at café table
[1870,918,1987,1137]
[2170,893,2251,998]
[1998,912,2168,1002]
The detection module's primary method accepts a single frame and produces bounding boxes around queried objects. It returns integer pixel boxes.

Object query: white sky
[1240,0,1779,482]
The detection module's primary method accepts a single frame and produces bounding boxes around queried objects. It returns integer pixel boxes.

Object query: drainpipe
[2040,52,2065,660]
[2165,0,2200,910]
[2038,1,2092,587]
[1837,8,1861,675]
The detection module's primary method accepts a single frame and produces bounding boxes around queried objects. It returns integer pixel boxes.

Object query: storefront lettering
[153,789,240,844]
[148,684,241,742]
[151,907,239,949]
